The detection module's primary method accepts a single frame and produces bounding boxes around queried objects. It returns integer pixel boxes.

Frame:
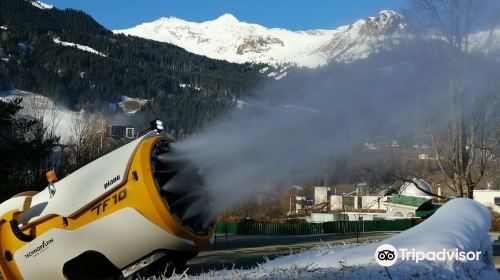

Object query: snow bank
[177,198,498,279]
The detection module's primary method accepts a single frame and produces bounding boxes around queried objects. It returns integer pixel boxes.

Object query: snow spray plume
[171,39,499,222]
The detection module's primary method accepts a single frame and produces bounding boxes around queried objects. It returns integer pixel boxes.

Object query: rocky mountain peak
[354,10,407,36]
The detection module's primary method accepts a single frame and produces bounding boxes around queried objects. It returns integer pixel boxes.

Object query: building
[356,182,369,196]
[311,179,440,222]
[328,194,387,221]
[474,190,500,213]
[294,196,306,214]
[398,179,433,198]
[108,125,137,139]
[390,140,399,148]
[384,195,429,218]
[364,142,378,150]
[314,186,331,204]
[311,212,348,222]
[355,195,384,210]
[331,184,355,196]
[418,153,438,160]
[384,179,437,218]
[418,153,430,160]
[291,195,315,215]
[330,195,355,210]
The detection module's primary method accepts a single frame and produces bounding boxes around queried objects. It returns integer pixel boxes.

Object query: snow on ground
[170,199,498,279]
[52,37,107,57]
[259,67,269,74]
[235,100,248,109]
[179,83,202,91]
[274,72,288,80]
[118,95,149,114]
[0,90,79,142]
[30,0,53,10]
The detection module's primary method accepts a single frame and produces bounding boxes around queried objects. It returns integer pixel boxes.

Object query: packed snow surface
[53,37,107,57]
[172,199,497,279]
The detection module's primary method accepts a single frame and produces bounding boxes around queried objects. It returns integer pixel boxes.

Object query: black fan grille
[151,140,212,235]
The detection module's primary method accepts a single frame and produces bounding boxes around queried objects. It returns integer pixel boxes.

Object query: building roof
[388,195,430,208]
[331,184,355,195]
[399,178,432,197]
[474,189,500,193]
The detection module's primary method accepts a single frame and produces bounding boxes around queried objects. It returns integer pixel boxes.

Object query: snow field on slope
[0,90,79,142]
[53,37,107,57]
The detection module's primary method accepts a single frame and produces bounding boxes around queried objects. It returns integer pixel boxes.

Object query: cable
[363,168,451,200]
[393,175,449,200]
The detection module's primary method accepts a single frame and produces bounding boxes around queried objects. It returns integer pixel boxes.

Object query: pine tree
[0,98,59,199]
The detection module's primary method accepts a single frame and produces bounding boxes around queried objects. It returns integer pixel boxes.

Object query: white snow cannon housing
[0,129,214,280]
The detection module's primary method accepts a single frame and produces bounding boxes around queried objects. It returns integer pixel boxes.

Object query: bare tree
[65,111,110,171]
[408,0,500,197]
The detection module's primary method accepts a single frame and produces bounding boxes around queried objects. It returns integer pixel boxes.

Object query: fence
[216,219,418,236]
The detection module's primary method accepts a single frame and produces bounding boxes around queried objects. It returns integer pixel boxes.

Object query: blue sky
[45,0,405,31]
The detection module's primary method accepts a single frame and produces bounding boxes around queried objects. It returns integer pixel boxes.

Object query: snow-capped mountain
[115,10,407,68]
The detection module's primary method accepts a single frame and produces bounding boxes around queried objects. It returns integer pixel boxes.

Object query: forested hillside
[0,0,265,133]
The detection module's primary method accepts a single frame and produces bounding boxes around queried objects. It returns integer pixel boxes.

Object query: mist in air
[171,36,499,219]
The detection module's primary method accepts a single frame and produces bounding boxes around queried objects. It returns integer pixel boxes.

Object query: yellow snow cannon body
[0,128,214,280]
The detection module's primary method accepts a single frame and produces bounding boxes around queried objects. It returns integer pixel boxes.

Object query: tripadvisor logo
[24,238,54,259]
[375,244,398,267]
[375,243,482,267]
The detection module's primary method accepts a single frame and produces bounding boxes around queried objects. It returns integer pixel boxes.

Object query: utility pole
[355,213,359,243]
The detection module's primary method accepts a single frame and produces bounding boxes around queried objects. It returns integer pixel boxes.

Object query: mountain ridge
[115,10,407,68]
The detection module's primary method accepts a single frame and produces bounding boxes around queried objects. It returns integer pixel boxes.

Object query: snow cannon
[0,121,214,280]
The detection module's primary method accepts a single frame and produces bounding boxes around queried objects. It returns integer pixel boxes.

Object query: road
[186,232,396,275]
